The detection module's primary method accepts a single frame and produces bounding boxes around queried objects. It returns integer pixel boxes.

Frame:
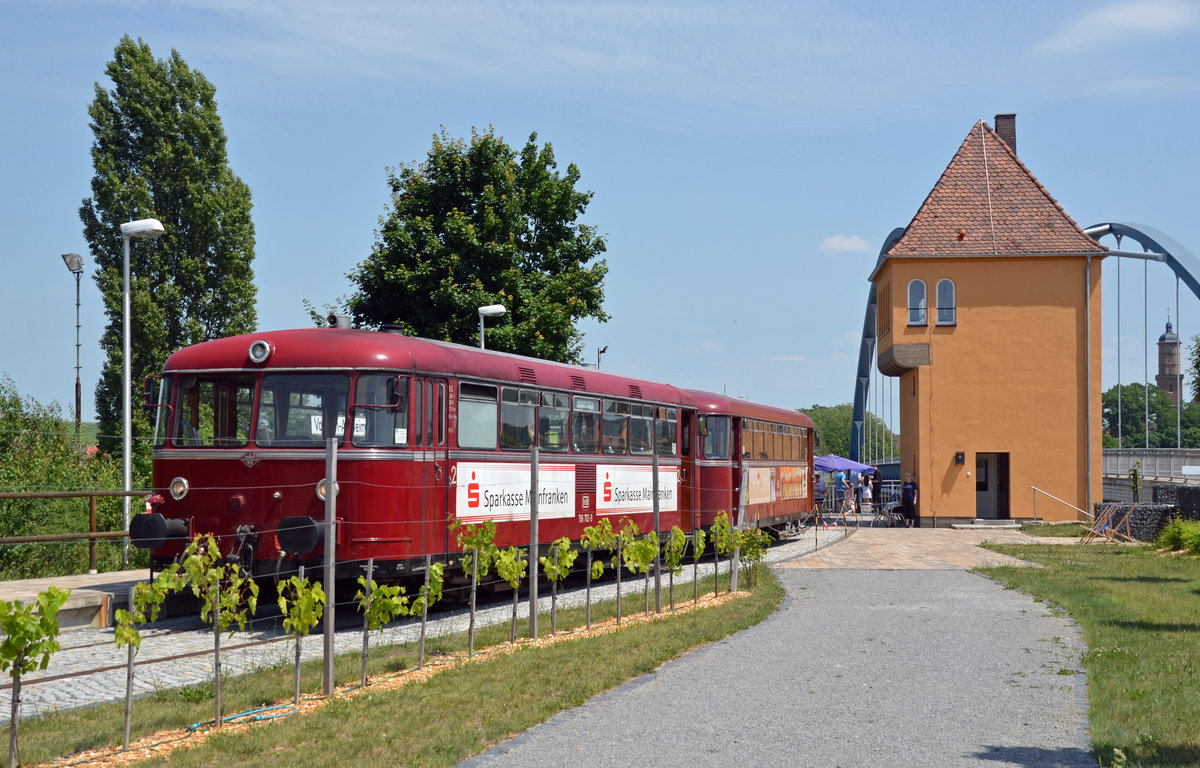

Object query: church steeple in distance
[1157,311,1182,406]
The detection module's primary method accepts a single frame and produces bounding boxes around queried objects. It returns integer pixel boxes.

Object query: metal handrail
[1029,485,1091,521]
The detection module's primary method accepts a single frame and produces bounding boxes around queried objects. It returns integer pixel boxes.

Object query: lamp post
[478,304,506,349]
[596,345,608,371]
[119,218,164,563]
[61,253,84,436]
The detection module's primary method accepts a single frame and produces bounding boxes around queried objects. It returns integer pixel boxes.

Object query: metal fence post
[323,438,337,697]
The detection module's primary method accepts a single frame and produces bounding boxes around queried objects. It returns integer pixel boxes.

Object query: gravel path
[462,564,1092,768]
[1,526,843,723]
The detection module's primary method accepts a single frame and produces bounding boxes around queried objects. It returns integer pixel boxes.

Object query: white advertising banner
[747,467,775,505]
[455,462,576,523]
[596,464,679,515]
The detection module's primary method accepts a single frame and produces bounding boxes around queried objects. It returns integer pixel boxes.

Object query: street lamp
[596,345,608,371]
[478,304,506,349]
[119,218,164,562]
[61,253,84,436]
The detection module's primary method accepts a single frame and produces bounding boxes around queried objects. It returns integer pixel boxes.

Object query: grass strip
[981,542,1200,767]
[21,567,782,767]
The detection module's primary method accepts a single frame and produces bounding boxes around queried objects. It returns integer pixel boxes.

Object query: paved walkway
[464,528,1094,768]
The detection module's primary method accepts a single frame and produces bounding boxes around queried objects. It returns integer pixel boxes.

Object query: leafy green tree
[346,127,608,363]
[1102,383,1178,449]
[80,35,256,459]
[804,403,894,458]
[0,378,128,578]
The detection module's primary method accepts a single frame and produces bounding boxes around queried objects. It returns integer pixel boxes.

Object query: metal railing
[1029,485,1091,521]
[0,490,146,573]
[1103,449,1200,481]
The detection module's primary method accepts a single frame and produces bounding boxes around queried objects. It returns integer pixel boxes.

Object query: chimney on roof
[994,113,1016,155]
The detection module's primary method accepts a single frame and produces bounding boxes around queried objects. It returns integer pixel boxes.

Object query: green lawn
[982,543,1200,767]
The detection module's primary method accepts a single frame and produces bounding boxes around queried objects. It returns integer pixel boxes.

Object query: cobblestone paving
[0,525,847,724]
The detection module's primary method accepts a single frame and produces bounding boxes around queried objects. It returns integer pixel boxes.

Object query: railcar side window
[630,404,652,455]
[172,375,254,448]
[458,383,498,449]
[701,415,731,460]
[572,397,601,453]
[539,392,569,451]
[351,374,407,447]
[602,400,629,454]
[257,374,349,447]
[500,387,538,450]
[655,407,677,456]
[152,375,173,447]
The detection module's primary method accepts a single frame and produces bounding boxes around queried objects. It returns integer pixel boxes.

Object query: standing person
[901,471,919,528]
[813,471,826,511]
[860,472,873,517]
[871,465,883,506]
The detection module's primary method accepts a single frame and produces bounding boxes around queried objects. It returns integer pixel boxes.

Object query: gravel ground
[1,525,842,724]
[462,564,1093,768]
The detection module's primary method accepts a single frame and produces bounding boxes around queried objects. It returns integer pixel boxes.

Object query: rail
[1029,486,1091,521]
[0,490,148,573]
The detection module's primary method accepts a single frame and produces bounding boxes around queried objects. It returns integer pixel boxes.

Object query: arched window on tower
[907,280,927,326]
[936,279,956,326]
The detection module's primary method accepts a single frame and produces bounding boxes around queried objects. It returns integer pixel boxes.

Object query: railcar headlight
[169,476,190,501]
[248,339,272,364]
[315,478,339,501]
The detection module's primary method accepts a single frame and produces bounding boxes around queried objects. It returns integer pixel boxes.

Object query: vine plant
[0,586,70,768]
[354,575,410,685]
[539,537,578,634]
[580,518,615,629]
[662,526,688,609]
[735,527,772,588]
[712,511,735,595]
[626,532,659,615]
[277,572,326,704]
[114,564,183,748]
[180,534,260,729]
[691,527,707,604]
[454,519,499,655]
[614,519,640,623]
[495,547,528,643]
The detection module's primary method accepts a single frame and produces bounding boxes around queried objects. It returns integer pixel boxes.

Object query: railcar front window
[352,374,407,447]
[152,375,173,447]
[172,375,254,448]
[257,374,349,447]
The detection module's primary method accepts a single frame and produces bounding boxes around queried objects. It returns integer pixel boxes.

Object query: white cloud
[1100,74,1200,94]
[1038,0,1200,53]
[768,354,806,363]
[818,234,872,254]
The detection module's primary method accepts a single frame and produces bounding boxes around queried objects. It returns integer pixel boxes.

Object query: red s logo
[603,473,612,503]
[467,472,480,508]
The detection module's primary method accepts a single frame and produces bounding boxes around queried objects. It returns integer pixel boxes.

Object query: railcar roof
[680,388,813,428]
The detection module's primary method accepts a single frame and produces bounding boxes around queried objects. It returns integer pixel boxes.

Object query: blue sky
[2,0,1198,427]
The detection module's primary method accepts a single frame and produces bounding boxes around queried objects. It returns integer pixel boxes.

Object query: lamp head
[478,304,506,318]
[120,218,165,239]
[61,253,84,273]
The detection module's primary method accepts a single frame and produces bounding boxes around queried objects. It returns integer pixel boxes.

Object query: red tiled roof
[887,120,1106,256]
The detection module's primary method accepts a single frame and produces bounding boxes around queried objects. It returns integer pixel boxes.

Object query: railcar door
[414,378,450,561]
[679,409,697,531]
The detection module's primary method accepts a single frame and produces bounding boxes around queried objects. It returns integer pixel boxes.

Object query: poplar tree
[346,128,608,363]
[80,35,256,458]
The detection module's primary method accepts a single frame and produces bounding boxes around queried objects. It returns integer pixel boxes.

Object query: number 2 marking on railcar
[449,465,457,486]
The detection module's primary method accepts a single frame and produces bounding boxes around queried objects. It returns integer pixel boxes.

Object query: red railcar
[132,325,814,579]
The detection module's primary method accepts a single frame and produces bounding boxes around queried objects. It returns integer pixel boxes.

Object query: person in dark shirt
[901,471,919,528]
[871,465,883,506]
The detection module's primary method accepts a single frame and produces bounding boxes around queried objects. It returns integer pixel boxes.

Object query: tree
[346,127,608,363]
[1101,383,1178,448]
[804,403,894,458]
[0,378,126,578]
[80,35,256,458]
